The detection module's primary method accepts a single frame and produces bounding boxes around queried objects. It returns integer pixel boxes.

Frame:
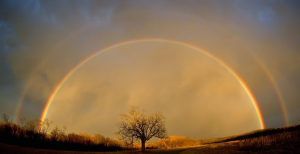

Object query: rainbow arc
[39,38,265,129]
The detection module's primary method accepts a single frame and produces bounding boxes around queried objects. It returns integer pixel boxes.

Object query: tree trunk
[141,138,146,152]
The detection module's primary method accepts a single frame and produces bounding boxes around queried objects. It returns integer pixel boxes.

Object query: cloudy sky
[0,0,300,140]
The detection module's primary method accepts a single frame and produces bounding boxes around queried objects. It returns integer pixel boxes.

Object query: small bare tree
[50,125,67,142]
[39,118,53,135]
[116,106,167,152]
[2,113,10,124]
[51,126,60,141]
[19,117,26,128]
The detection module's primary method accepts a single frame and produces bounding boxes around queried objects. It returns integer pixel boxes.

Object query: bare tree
[51,125,60,141]
[2,113,10,124]
[19,117,26,128]
[50,125,67,142]
[116,106,167,152]
[37,118,53,134]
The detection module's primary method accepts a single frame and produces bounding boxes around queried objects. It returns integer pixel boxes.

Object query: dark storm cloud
[0,0,300,139]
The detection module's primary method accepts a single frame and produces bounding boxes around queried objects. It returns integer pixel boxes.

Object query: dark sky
[0,0,300,140]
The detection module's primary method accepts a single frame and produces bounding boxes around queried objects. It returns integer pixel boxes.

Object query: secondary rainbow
[236,36,288,126]
[254,58,288,126]
[40,38,265,129]
[14,30,84,124]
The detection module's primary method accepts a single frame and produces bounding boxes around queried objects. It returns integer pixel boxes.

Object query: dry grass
[237,129,300,151]
[189,129,300,154]
[146,136,200,149]
[198,124,300,145]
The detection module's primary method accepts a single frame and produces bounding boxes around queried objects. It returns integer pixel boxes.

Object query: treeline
[0,114,205,151]
[0,114,135,151]
[199,124,300,144]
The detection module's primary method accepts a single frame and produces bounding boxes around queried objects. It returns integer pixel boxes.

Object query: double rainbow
[39,38,265,129]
